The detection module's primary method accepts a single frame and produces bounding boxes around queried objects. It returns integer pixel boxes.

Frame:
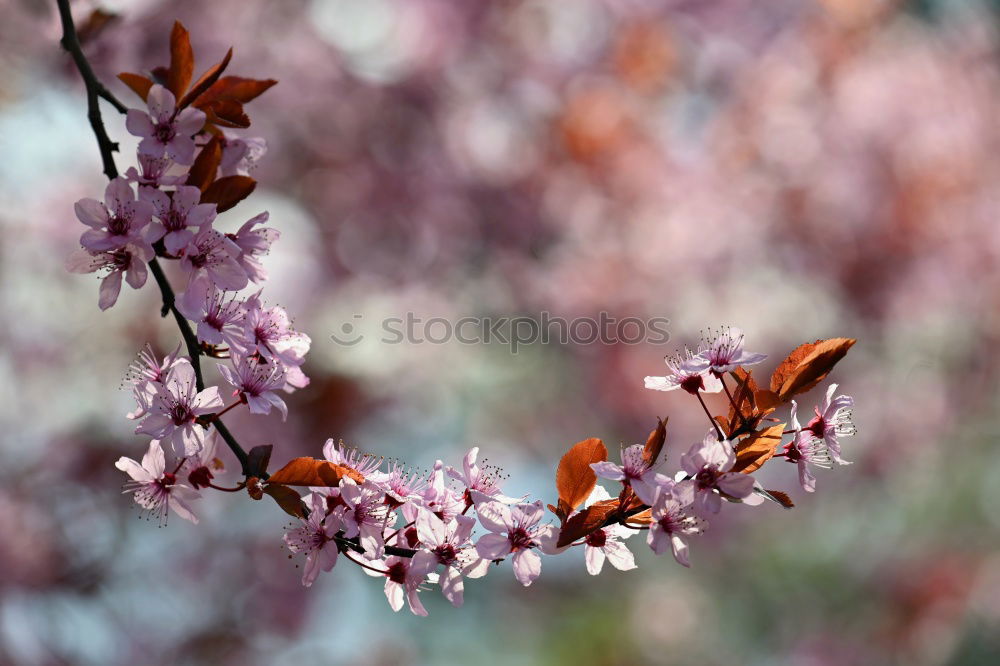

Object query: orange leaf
[555,437,607,514]
[770,338,856,401]
[732,423,785,474]
[764,489,795,509]
[557,500,619,547]
[179,48,233,110]
[197,76,278,106]
[267,457,363,486]
[167,21,194,99]
[263,484,307,518]
[200,175,256,212]
[186,135,223,192]
[118,72,153,101]
[624,508,653,526]
[642,417,667,466]
[201,99,250,128]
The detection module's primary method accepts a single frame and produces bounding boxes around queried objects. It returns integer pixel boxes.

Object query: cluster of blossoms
[62,18,858,617]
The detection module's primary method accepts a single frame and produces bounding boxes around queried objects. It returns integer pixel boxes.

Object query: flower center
[435,544,459,566]
[807,417,826,439]
[154,122,176,143]
[695,466,720,490]
[680,374,704,395]
[584,529,607,548]
[170,404,191,426]
[108,214,130,236]
[163,209,186,232]
[386,561,408,585]
[508,527,534,551]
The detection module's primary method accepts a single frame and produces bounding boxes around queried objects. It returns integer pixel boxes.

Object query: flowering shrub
[60,9,857,616]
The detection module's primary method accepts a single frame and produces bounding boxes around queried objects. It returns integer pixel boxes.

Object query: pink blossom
[75,177,154,253]
[322,439,385,479]
[690,327,768,375]
[284,494,343,587]
[411,512,480,607]
[804,384,856,465]
[220,135,267,177]
[125,85,205,165]
[141,185,217,255]
[578,487,638,575]
[680,430,755,514]
[178,229,249,303]
[218,354,288,419]
[647,483,703,567]
[381,461,428,508]
[124,344,184,420]
[645,349,723,395]
[242,292,311,368]
[590,443,668,505]
[134,359,223,455]
[227,212,279,284]
[475,500,555,586]
[115,440,199,525]
[378,555,434,616]
[175,285,245,348]
[417,460,465,523]
[180,429,225,490]
[124,152,184,187]
[447,447,520,506]
[339,481,392,557]
[65,242,152,310]
[785,400,833,493]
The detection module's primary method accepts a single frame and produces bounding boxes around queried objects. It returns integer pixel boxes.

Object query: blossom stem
[696,392,725,441]
[214,401,244,420]
[343,550,389,574]
[55,2,254,479]
[208,482,246,493]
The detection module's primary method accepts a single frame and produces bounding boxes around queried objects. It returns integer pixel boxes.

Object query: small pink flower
[220,135,267,177]
[175,285,245,348]
[115,440,199,525]
[785,400,833,493]
[590,444,668,505]
[284,494,343,587]
[680,430,755,514]
[124,344,184,420]
[447,447,520,506]
[411,512,480,607]
[75,177,154,253]
[178,229,249,303]
[141,185,217,255]
[134,359,223,455]
[242,292,311,367]
[647,483,704,567]
[690,326,768,375]
[804,384,855,465]
[475,500,554,586]
[322,439,384,479]
[645,349,723,395]
[65,242,152,310]
[126,85,205,165]
[381,461,428,508]
[218,354,288,419]
[417,460,465,524]
[578,487,637,575]
[378,555,433,616]
[124,151,184,187]
[227,212,279,284]
[340,481,392,557]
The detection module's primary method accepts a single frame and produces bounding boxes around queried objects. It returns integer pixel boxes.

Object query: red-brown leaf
[765,489,795,508]
[263,484,306,518]
[555,437,607,514]
[179,48,233,110]
[267,457,363,486]
[118,72,153,101]
[642,417,667,466]
[557,500,619,547]
[732,423,785,474]
[186,135,223,192]
[770,338,856,401]
[200,175,256,212]
[197,76,278,106]
[167,21,194,98]
[200,99,251,128]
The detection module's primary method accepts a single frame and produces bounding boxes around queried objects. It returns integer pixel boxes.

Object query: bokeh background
[2,0,1000,664]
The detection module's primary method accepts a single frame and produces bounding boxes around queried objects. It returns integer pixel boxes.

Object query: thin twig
[56,0,251,476]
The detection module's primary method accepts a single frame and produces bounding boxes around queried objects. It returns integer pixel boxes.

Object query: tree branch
[56,0,251,476]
